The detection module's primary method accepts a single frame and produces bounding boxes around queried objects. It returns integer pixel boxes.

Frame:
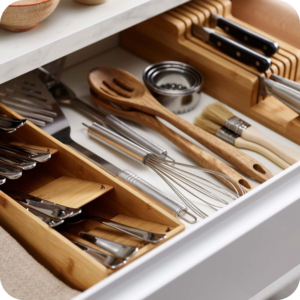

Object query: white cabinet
[1,1,300,299]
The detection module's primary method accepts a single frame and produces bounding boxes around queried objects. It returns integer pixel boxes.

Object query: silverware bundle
[5,190,166,269]
[0,144,51,184]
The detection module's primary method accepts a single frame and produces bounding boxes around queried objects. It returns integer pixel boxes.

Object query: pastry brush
[201,103,300,165]
[194,117,290,170]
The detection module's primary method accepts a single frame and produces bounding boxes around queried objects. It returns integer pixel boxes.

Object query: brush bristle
[194,116,222,135]
[201,102,234,126]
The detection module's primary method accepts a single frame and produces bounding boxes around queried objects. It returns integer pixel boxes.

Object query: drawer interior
[1,2,300,297]
[0,104,184,291]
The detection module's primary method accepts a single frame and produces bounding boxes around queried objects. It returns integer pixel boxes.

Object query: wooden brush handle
[242,126,300,165]
[137,116,253,192]
[235,137,290,170]
[151,101,273,183]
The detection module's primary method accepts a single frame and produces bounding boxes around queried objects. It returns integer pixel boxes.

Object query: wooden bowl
[0,0,60,32]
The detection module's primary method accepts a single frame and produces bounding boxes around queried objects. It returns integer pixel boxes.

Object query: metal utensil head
[0,116,27,133]
[0,73,70,138]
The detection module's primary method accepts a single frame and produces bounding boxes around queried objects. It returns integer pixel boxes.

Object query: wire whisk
[85,122,246,219]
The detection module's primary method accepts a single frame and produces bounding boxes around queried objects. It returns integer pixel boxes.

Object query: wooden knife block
[0,104,184,291]
[120,0,300,145]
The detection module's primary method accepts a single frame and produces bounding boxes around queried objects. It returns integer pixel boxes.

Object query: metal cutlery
[7,189,166,243]
[4,190,82,221]
[0,72,196,224]
[0,144,51,163]
[0,154,36,170]
[68,238,127,269]
[0,116,27,133]
[0,164,22,180]
[7,190,139,260]
[191,24,272,72]
[20,203,64,228]
[0,177,6,185]
[66,208,166,243]
[79,232,138,260]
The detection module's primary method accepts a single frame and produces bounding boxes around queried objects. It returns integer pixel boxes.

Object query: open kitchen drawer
[1,1,300,300]
[0,103,184,291]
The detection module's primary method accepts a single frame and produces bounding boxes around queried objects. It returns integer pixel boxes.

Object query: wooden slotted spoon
[90,90,252,193]
[88,67,272,184]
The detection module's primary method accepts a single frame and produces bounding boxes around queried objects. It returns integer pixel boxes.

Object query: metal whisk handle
[118,170,197,224]
[104,115,168,159]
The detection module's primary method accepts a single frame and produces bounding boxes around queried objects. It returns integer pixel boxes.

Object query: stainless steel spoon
[66,209,166,244]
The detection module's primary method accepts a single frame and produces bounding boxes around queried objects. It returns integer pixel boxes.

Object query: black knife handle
[215,16,279,57]
[209,31,272,73]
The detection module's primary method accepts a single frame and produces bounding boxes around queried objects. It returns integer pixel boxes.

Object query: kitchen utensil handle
[65,135,196,223]
[271,74,300,92]
[92,94,254,193]
[208,31,272,72]
[0,176,6,185]
[89,214,166,243]
[212,14,279,56]
[150,97,273,183]
[87,122,151,163]
[69,98,168,158]
[69,239,126,269]
[0,163,22,180]
[104,114,168,159]
[242,126,300,165]
[264,78,300,114]
[235,137,290,169]
[80,232,138,259]
[117,169,196,224]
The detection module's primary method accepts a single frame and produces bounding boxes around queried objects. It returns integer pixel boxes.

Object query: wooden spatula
[88,67,272,184]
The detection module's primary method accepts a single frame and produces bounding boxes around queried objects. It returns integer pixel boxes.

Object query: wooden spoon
[90,91,253,193]
[88,67,273,183]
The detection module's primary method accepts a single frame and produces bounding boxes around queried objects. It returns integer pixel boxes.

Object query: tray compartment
[0,104,184,291]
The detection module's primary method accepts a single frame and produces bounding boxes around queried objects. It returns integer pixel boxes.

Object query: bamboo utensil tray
[0,103,184,291]
[120,0,300,145]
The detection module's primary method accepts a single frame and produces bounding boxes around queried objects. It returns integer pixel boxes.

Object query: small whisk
[84,122,246,218]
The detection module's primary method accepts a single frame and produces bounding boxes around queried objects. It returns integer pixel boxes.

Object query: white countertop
[0,0,188,84]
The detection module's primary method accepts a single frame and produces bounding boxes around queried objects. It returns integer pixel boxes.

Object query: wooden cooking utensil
[90,91,253,192]
[88,67,272,184]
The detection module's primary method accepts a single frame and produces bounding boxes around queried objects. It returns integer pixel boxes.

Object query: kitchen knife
[191,24,272,73]
[210,14,279,57]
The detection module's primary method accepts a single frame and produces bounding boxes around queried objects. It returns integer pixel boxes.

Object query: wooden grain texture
[234,138,290,170]
[120,4,300,145]
[0,103,184,291]
[89,66,272,183]
[90,94,253,192]
[31,176,113,208]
